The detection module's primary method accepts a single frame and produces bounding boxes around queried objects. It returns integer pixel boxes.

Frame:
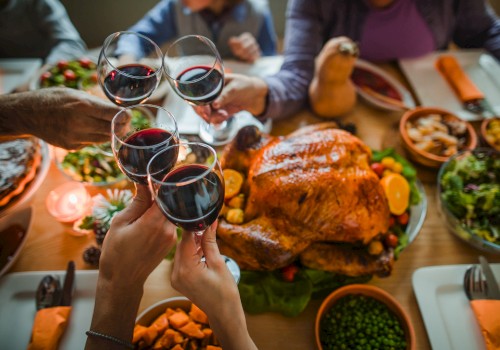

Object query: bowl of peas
[315,284,415,350]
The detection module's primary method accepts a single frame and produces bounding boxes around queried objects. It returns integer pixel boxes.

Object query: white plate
[412,264,500,350]
[0,59,42,94]
[0,140,50,218]
[0,270,98,350]
[352,59,416,111]
[399,50,500,121]
[0,207,32,277]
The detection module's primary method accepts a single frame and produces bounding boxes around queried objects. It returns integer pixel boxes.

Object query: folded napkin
[27,306,72,350]
[435,55,484,102]
[471,300,500,350]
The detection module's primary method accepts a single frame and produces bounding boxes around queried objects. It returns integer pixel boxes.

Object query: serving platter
[412,264,500,350]
[399,50,500,121]
[353,59,416,111]
[0,270,98,350]
[0,207,32,277]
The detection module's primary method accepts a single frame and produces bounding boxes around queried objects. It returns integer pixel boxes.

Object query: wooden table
[8,63,500,350]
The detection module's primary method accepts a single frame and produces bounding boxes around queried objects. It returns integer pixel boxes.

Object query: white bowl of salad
[438,148,500,253]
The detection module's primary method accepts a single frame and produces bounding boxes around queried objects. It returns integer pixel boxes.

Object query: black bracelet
[86,330,135,349]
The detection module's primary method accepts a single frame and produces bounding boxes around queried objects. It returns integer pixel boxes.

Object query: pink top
[359,0,436,62]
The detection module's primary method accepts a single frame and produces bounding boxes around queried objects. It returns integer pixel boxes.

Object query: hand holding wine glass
[163,35,237,146]
[97,31,163,107]
[112,105,179,184]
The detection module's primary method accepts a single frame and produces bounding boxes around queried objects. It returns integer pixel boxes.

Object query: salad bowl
[437,148,500,253]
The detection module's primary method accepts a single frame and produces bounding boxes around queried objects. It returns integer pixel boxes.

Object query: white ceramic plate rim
[0,206,32,277]
[412,264,500,350]
[0,270,99,350]
[353,59,416,111]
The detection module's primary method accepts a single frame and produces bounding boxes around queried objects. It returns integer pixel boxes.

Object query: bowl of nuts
[399,107,478,168]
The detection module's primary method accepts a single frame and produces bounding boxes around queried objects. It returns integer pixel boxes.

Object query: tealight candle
[46,182,92,223]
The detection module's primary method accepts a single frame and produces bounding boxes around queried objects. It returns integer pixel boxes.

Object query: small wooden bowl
[480,117,500,151]
[399,107,478,168]
[315,284,416,350]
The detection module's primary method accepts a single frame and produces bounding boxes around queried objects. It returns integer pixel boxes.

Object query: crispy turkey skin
[218,123,392,276]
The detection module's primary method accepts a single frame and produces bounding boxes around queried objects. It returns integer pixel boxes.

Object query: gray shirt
[0,0,87,64]
[263,0,500,120]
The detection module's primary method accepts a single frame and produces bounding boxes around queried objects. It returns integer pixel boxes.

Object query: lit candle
[46,182,92,222]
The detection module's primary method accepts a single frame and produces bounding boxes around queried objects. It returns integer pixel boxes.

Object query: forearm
[208,299,257,350]
[0,92,32,138]
[85,278,143,350]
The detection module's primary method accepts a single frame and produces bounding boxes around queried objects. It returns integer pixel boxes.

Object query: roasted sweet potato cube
[151,313,169,333]
[186,339,200,350]
[178,321,205,339]
[171,345,184,350]
[143,325,159,346]
[165,328,184,344]
[168,310,190,329]
[132,324,148,344]
[151,337,164,350]
[207,346,222,350]
[201,328,213,347]
[189,304,209,324]
[165,307,176,317]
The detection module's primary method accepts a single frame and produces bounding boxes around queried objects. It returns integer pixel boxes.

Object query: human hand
[228,32,261,63]
[16,87,120,149]
[99,185,177,288]
[171,221,239,315]
[210,73,269,117]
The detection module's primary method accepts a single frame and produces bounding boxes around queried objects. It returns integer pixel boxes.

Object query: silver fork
[463,265,488,300]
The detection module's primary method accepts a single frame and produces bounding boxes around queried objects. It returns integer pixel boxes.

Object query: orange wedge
[379,173,410,215]
[223,169,244,200]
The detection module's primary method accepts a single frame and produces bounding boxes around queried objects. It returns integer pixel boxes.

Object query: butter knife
[479,256,500,300]
[60,260,75,306]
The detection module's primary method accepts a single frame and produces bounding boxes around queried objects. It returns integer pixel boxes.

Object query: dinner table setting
[1,32,500,350]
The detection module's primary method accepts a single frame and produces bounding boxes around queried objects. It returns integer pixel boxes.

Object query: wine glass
[112,104,179,184]
[163,35,236,146]
[147,142,224,235]
[97,31,163,107]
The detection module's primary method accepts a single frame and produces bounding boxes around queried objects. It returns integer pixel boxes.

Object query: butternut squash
[309,37,359,118]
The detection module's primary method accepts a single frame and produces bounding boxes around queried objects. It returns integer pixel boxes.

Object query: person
[85,185,257,350]
[205,0,500,121]
[119,0,277,63]
[0,88,120,149]
[0,0,87,65]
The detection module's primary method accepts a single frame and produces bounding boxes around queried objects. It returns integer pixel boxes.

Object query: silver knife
[60,261,75,306]
[479,256,500,300]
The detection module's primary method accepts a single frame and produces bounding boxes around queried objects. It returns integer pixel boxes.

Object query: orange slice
[379,173,410,215]
[223,169,244,200]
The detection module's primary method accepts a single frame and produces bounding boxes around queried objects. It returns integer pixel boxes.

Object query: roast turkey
[217,123,394,277]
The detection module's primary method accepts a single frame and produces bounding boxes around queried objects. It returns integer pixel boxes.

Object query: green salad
[39,58,97,89]
[440,150,500,244]
[59,110,151,184]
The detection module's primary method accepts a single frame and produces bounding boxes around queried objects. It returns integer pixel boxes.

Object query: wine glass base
[198,117,238,146]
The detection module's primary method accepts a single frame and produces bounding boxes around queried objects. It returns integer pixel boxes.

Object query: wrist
[251,77,269,116]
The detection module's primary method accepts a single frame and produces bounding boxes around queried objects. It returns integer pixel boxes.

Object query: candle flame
[68,193,78,205]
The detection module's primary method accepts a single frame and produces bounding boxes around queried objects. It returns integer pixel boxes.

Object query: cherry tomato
[281,264,299,282]
[78,57,93,69]
[388,216,395,227]
[63,69,76,81]
[385,233,399,248]
[397,212,409,226]
[89,72,98,83]
[57,60,69,70]
[40,71,52,81]
[370,162,385,178]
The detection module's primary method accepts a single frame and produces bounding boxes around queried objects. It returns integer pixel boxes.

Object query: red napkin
[471,300,500,350]
[435,55,484,102]
[27,306,72,350]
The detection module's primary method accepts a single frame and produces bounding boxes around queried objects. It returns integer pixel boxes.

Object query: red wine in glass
[103,64,158,107]
[112,104,179,185]
[174,65,224,106]
[157,164,224,232]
